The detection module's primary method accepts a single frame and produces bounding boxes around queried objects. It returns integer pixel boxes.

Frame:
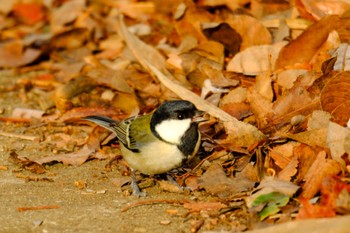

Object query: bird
[83,100,203,196]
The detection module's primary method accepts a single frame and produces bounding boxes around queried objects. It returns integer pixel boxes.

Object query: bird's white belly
[121,141,184,175]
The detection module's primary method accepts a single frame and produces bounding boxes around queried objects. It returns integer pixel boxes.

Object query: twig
[17,205,60,212]
[121,199,190,212]
[0,131,40,141]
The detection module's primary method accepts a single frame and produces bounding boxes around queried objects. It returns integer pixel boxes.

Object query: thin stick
[17,205,60,212]
[0,131,39,141]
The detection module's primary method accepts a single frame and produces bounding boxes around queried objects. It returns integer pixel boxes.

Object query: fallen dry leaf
[301,151,341,199]
[13,2,45,25]
[8,151,47,174]
[0,40,41,68]
[327,122,350,167]
[245,176,299,208]
[227,42,286,75]
[298,176,350,219]
[198,163,255,198]
[226,14,272,50]
[35,145,96,166]
[296,0,350,21]
[321,71,350,126]
[202,22,242,55]
[275,15,341,70]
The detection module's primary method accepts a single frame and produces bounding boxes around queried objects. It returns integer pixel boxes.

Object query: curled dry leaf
[321,71,350,126]
[301,151,341,199]
[275,15,341,70]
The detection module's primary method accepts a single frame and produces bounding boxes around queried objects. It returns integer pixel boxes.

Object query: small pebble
[33,220,43,227]
[159,220,171,225]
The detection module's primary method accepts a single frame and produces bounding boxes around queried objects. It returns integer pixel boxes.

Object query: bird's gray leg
[131,169,147,197]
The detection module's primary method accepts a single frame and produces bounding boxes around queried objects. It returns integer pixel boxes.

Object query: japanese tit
[83,100,203,196]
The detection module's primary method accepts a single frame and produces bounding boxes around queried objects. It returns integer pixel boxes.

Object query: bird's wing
[83,115,139,151]
[115,116,139,151]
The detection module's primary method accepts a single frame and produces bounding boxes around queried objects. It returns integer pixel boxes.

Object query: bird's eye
[177,114,184,119]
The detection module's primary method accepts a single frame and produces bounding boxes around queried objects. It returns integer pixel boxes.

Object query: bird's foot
[131,180,147,197]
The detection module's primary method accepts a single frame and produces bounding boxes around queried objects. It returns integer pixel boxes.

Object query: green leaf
[252,192,290,220]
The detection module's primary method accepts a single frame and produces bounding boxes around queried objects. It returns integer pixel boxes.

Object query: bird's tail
[82,115,118,132]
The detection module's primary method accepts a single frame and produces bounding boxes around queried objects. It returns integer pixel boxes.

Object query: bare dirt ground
[0,71,217,233]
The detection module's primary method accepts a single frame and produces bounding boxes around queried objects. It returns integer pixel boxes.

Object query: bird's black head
[152,100,199,123]
[150,100,202,145]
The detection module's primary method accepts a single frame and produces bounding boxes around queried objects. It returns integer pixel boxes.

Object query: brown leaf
[283,128,328,148]
[50,0,85,33]
[8,151,47,174]
[246,88,274,129]
[270,141,300,169]
[321,71,350,126]
[35,145,95,166]
[327,122,350,167]
[203,23,242,55]
[0,40,41,68]
[50,28,90,50]
[275,15,341,70]
[55,76,97,113]
[84,57,133,93]
[198,163,255,198]
[296,0,350,21]
[220,102,252,120]
[226,14,272,50]
[227,43,285,75]
[277,154,299,181]
[174,0,212,43]
[301,151,341,199]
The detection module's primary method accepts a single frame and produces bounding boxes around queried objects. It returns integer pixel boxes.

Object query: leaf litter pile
[1,0,350,232]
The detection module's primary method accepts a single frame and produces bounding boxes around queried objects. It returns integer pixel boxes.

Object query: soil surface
[0,71,216,233]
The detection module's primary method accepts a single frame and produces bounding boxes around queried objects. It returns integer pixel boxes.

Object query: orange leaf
[298,176,350,219]
[13,3,45,25]
[321,71,350,126]
[275,15,341,70]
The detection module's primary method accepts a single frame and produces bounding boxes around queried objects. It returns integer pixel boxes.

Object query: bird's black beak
[192,110,206,123]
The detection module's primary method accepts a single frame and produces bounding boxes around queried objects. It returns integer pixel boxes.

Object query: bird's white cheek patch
[155,119,191,144]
